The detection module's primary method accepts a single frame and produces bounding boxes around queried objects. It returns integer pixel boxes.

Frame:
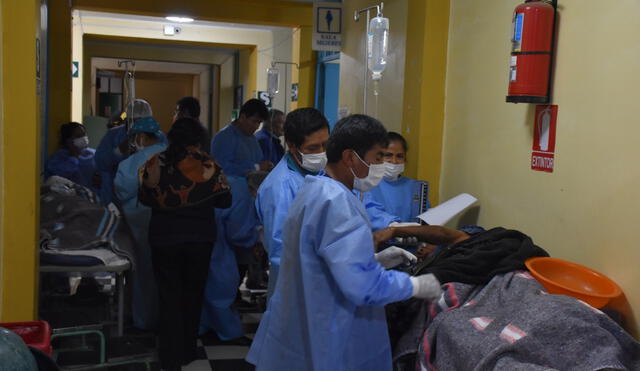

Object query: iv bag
[368,16,389,81]
[267,67,280,96]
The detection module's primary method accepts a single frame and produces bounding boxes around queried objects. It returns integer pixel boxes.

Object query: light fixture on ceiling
[165,16,194,23]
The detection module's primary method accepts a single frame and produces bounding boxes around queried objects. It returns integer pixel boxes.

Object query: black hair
[59,122,84,146]
[326,114,388,163]
[267,108,284,123]
[239,98,269,121]
[165,117,207,165]
[387,131,408,152]
[176,96,201,119]
[284,108,330,147]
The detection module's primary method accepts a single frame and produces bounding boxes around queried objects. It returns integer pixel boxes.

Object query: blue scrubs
[255,128,284,165]
[114,142,167,330]
[46,147,97,190]
[368,177,431,222]
[247,175,413,371]
[211,124,263,176]
[200,175,259,340]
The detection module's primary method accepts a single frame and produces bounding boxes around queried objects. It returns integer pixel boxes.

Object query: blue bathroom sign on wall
[313,2,342,52]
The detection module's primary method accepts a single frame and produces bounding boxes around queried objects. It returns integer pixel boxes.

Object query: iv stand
[271,61,299,112]
[118,59,136,129]
[354,2,383,115]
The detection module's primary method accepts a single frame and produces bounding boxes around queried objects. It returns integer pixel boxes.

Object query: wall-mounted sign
[531,105,558,173]
[257,91,272,108]
[313,2,342,52]
[72,61,79,78]
[291,83,299,102]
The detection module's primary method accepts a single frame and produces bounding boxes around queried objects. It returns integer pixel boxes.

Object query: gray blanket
[414,271,640,371]
[40,177,136,268]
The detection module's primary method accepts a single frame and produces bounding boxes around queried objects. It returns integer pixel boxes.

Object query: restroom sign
[531,105,558,173]
[313,2,342,51]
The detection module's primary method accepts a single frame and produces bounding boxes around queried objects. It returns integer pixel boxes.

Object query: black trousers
[151,242,213,370]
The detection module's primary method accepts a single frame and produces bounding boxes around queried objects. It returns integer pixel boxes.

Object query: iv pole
[354,2,383,114]
[118,59,136,129]
[270,61,299,112]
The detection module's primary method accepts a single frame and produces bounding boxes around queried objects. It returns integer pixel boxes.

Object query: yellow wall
[73,0,312,27]
[47,0,72,154]
[0,0,39,321]
[339,0,408,133]
[401,0,449,205]
[442,0,638,334]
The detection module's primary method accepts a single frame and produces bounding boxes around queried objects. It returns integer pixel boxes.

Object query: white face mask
[350,151,385,192]
[72,136,89,149]
[299,151,327,173]
[383,162,405,181]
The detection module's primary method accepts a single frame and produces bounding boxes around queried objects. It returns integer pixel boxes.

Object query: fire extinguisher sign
[531,105,558,173]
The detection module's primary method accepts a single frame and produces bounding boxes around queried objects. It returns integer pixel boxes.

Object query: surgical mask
[299,151,327,173]
[132,138,144,152]
[72,136,89,149]
[350,151,385,192]
[383,162,405,181]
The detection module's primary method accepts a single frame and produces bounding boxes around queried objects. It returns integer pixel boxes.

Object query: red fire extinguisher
[506,0,556,103]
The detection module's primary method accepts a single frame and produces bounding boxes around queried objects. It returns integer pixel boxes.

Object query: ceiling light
[165,16,194,23]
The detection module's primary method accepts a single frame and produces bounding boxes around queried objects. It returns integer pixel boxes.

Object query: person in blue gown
[46,122,98,191]
[199,175,260,342]
[369,132,431,222]
[255,108,330,299]
[247,114,443,371]
[255,108,285,165]
[211,98,272,177]
[95,99,164,205]
[113,117,166,330]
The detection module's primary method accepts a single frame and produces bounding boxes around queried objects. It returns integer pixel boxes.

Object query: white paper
[417,193,477,226]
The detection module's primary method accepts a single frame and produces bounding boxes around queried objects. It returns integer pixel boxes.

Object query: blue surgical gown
[255,154,309,299]
[247,175,414,371]
[114,142,167,329]
[355,190,401,231]
[200,175,259,340]
[257,154,398,301]
[45,147,98,190]
[95,125,128,204]
[369,176,431,223]
[211,124,263,176]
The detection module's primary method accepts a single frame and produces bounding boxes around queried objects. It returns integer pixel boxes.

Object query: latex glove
[374,246,417,269]
[388,222,421,227]
[410,274,442,301]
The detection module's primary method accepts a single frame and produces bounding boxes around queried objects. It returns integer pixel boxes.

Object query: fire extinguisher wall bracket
[506,0,557,104]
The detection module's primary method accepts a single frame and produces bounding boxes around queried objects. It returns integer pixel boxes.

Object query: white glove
[375,246,417,269]
[410,274,442,301]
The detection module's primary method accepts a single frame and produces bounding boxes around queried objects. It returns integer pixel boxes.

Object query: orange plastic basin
[525,257,621,308]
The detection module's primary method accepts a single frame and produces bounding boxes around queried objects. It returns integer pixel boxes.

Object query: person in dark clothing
[173,96,201,122]
[139,117,231,371]
[255,108,285,165]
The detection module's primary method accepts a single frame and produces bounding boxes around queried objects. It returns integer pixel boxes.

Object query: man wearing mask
[247,114,442,371]
[46,122,98,191]
[114,117,166,330]
[255,107,330,299]
[255,108,285,165]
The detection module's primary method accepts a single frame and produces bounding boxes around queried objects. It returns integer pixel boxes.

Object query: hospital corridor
[1,0,640,370]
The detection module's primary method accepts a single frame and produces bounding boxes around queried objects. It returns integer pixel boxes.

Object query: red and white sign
[531,105,558,172]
